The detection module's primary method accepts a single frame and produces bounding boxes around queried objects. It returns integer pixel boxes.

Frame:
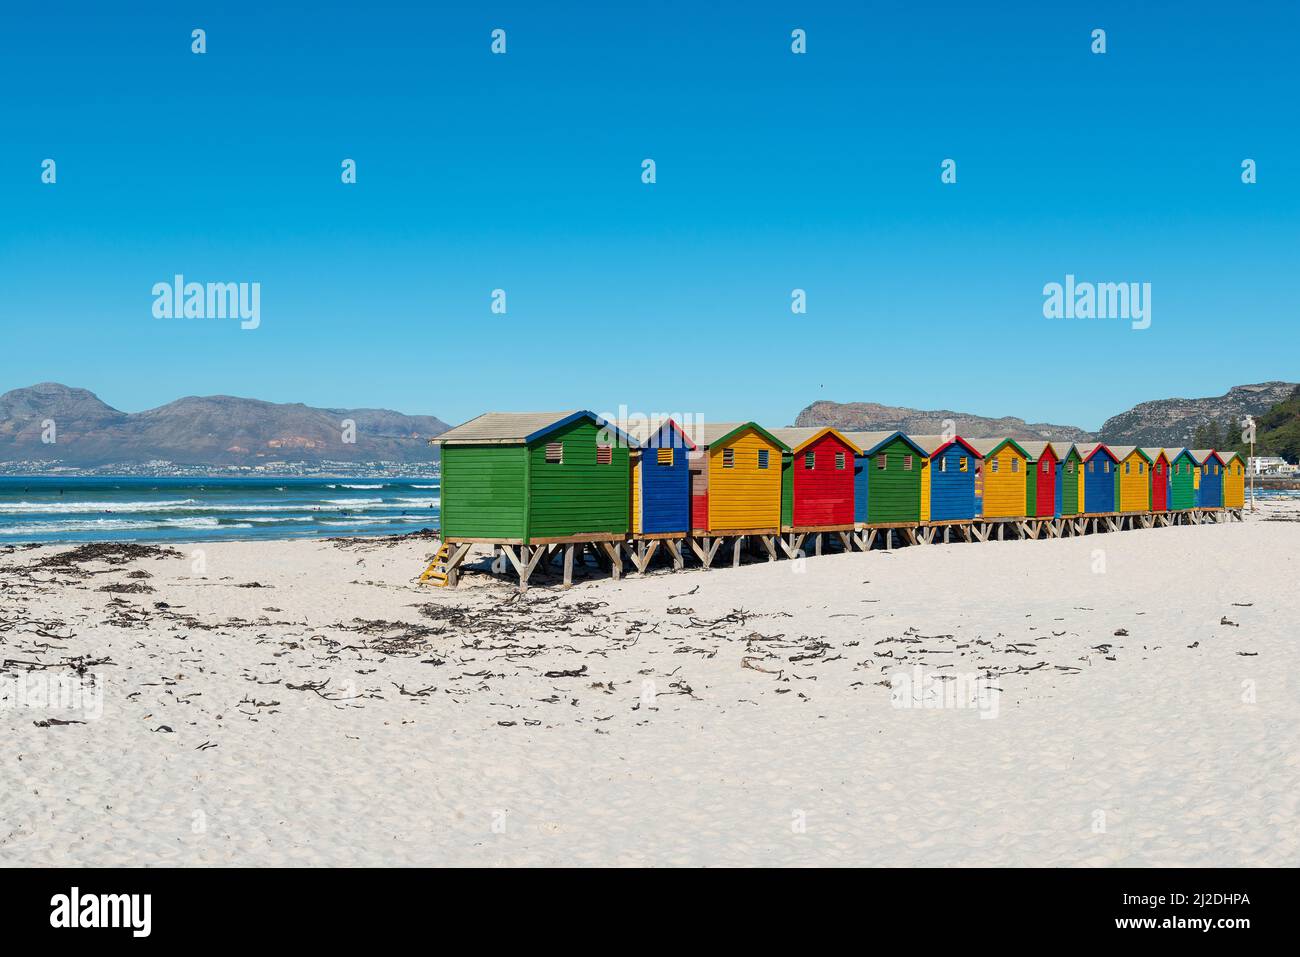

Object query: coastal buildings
[1143,448,1171,511]
[1080,444,1119,514]
[1191,449,1226,508]
[770,428,861,530]
[910,434,982,522]
[690,423,788,534]
[970,438,1029,519]
[432,410,635,544]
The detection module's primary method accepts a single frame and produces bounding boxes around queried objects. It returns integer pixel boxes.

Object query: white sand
[2,500,1297,867]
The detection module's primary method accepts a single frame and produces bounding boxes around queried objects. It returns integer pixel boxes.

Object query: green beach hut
[433,411,636,544]
[1168,448,1197,510]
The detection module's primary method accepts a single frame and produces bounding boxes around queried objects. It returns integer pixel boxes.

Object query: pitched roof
[769,427,862,455]
[1018,440,1061,461]
[695,422,790,451]
[967,437,1030,459]
[1189,449,1226,465]
[432,410,638,447]
[841,430,895,452]
[907,433,983,458]
[1106,445,1151,463]
[1140,447,1170,462]
[1078,442,1118,462]
[1221,450,1244,464]
[625,418,698,450]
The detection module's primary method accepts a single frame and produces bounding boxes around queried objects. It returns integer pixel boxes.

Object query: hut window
[723,448,735,468]
[545,442,563,464]
[876,454,887,470]
[1088,461,1094,473]
[1067,462,1074,474]
[1156,463,1163,475]
[1104,462,1111,473]
[991,459,999,473]
[1138,462,1145,475]
[959,457,968,472]
[1042,461,1050,474]
[596,445,613,465]
[657,447,674,466]
[835,451,845,470]
[804,451,816,470]
[938,457,947,472]
[1124,462,1130,475]
[757,449,769,469]
[1011,459,1019,474]
[903,455,913,471]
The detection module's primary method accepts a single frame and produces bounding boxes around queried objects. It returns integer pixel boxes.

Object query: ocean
[0,477,440,544]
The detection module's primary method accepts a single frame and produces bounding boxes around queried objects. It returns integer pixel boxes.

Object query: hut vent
[723,448,735,468]
[545,442,563,464]
[657,447,674,466]
[804,452,816,470]
[596,445,612,465]
[835,451,845,470]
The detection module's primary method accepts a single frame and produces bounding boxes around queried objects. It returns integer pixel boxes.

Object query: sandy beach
[2,500,1297,867]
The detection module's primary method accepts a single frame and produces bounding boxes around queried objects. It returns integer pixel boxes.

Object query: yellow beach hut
[969,438,1029,518]
[1110,446,1153,512]
[689,423,788,533]
[1222,452,1246,508]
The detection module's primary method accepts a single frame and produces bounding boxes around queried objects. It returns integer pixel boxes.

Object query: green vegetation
[1222,385,1300,460]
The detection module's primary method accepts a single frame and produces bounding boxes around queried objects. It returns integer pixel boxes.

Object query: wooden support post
[732,536,744,568]
[664,539,684,570]
[813,533,823,556]
[837,531,852,552]
[562,543,575,588]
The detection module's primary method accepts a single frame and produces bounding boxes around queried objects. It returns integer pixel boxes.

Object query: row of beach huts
[424,411,1247,589]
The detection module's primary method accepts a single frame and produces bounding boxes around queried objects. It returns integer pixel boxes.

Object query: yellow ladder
[419,542,451,586]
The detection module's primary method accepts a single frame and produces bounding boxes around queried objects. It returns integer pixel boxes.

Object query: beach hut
[843,431,928,524]
[770,428,862,529]
[1168,448,1197,510]
[1190,450,1225,508]
[968,438,1030,518]
[1056,443,1084,517]
[1079,443,1119,514]
[690,423,788,533]
[1141,448,1171,511]
[841,432,894,525]
[1222,452,1246,508]
[629,419,695,536]
[910,435,982,522]
[434,410,636,544]
[1110,446,1153,512]
[1019,442,1060,518]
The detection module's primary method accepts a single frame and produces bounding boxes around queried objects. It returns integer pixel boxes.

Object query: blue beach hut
[630,419,695,535]
[1080,443,1119,514]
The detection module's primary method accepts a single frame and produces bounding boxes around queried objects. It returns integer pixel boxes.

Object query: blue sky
[2,1,1296,431]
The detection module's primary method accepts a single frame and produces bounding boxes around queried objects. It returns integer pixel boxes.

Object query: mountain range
[795,381,1298,449]
[0,383,450,467]
[3,380,1295,471]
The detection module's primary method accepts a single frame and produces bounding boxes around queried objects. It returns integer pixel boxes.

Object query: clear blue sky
[2,1,1296,430]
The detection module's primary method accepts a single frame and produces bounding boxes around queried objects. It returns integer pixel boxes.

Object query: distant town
[0,459,439,479]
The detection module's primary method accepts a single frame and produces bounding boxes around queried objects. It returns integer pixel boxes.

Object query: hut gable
[695,422,787,532]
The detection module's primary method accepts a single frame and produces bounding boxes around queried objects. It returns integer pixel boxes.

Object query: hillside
[0,383,449,467]
[797,381,1298,448]
[793,400,1095,442]
[1223,385,1300,460]
[1096,381,1297,448]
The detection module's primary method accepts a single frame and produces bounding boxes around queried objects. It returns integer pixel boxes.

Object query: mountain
[1096,381,1298,448]
[793,400,1095,442]
[0,383,450,467]
[796,380,1299,449]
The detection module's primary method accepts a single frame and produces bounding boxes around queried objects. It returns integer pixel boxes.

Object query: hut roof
[1107,445,1152,463]
[842,430,926,456]
[1078,442,1118,462]
[695,422,790,451]
[907,434,981,458]
[432,410,638,447]
[1018,440,1062,461]
[769,427,862,455]
[624,418,698,450]
[968,437,1030,459]
[1189,449,1226,465]
[1140,447,1170,462]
